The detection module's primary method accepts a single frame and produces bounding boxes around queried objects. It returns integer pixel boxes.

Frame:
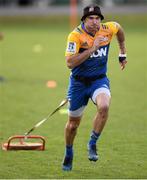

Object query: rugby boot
[62,156,73,171]
[88,144,98,161]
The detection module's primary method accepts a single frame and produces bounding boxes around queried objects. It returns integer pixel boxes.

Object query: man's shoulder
[100,21,120,35]
[67,25,83,41]
[69,24,83,37]
[101,21,120,29]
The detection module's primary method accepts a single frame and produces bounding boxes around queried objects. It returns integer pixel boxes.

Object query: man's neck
[81,23,94,37]
[82,23,99,37]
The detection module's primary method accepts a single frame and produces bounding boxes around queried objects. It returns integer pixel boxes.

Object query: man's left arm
[116,26,127,70]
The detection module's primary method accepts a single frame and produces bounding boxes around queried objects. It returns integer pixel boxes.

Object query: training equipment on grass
[33,44,43,53]
[2,135,45,151]
[46,80,57,88]
[24,98,68,137]
[59,108,68,114]
[1,98,68,151]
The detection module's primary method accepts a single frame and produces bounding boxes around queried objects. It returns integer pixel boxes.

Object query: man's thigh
[67,78,89,116]
[90,77,111,104]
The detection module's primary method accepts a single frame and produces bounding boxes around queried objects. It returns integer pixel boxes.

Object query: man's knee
[96,93,111,114]
[99,103,109,113]
[66,118,80,133]
[98,103,110,119]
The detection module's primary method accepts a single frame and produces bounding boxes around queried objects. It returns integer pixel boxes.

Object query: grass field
[0,14,147,179]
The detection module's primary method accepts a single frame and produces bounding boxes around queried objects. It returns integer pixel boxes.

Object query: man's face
[84,15,101,32]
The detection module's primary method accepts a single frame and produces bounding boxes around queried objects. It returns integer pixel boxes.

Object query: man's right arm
[66,36,101,69]
[66,49,92,69]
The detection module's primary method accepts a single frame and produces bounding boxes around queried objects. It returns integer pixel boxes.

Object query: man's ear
[83,17,87,23]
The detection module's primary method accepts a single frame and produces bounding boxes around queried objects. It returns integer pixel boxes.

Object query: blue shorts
[67,75,111,116]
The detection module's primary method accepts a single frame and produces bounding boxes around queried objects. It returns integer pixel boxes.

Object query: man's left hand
[119,60,127,70]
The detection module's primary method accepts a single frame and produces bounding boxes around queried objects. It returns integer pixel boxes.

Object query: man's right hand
[90,36,104,54]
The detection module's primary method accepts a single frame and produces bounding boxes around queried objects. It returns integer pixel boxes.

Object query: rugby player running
[62,4,127,171]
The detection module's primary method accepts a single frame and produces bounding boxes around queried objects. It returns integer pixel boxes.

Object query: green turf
[0,14,147,179]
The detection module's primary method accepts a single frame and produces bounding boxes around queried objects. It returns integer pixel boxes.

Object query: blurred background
[0,0,146,18]
[0,0,146,30]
